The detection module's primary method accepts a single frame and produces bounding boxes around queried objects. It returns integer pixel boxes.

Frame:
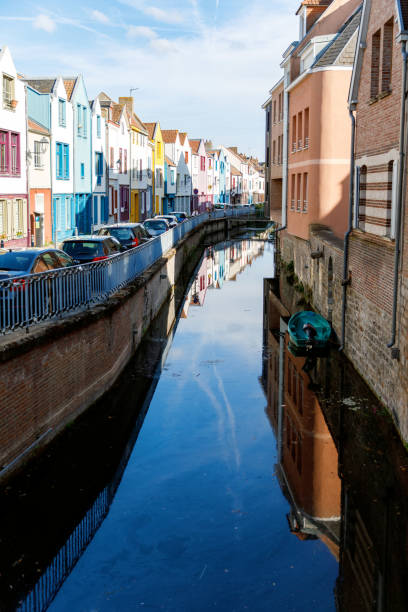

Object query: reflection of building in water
[183,240,264,313]
[263,279,340,558]
[263,276,408,611]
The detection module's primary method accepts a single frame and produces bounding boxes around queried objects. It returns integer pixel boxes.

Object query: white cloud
[127,25,157,39]
[91,9,110,24]
[143,6,184,24]
[118,1,185,25]
[33,14,56,33]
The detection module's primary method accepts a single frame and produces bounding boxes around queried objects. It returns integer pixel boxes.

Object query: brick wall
[0,218,232,480]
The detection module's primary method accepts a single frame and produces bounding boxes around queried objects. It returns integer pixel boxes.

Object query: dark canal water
[1,236,408,611]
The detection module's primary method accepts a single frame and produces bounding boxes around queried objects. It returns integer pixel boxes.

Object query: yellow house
[144,122,164,215]
[119,97,149,222]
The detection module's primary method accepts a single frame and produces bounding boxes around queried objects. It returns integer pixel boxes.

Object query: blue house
[25,76,76,243]
[219,150,226,204]
[65,76,93,234]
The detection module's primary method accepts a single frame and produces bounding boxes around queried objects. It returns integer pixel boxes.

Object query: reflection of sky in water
[50,242,337,612]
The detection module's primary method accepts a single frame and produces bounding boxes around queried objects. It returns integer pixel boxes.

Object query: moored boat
[288,311,331,349]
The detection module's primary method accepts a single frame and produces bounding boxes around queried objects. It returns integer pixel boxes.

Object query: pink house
[189,139,209,213]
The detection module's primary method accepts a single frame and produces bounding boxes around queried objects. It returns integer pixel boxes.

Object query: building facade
[0,46,29,247]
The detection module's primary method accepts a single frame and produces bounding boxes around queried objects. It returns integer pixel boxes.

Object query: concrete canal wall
[0,217,244,482]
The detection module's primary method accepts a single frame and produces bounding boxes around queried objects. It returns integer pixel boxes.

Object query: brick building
[341,0,408,437]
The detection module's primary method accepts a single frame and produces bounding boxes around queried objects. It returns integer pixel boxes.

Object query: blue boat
[288,311,331,349]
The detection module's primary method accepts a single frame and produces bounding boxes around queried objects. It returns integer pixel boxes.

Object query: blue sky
[2,0,299,159]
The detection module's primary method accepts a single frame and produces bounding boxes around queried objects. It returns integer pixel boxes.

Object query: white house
[0,45,28,247]
[98,93,131,223]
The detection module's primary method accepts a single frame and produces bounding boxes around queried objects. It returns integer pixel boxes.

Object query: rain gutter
[339,106,356,351]
[388,39,408,349]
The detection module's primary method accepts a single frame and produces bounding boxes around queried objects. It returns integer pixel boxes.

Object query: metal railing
[0,207,254,335]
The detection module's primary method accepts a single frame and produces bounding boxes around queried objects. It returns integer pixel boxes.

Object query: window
[140,159,142,181]
[371,30,381,98]
[298,112,303,149]
[58,99,66,127]
[382,19,393,93]
[10,133,20,175]
[0,198,8,237]
[97,115,101,138]
[185,151,188,163]
[304,108,309,148]
[83,106,87,137]
[303,173,308,211]
[110,147,114,169]
[77,104,82,136]
[272,141,275,165]
[56,142,69,179]
[273,100,276,123]
[124,149,127,173]
[14,199,25,236]
[292,115,297,152]
[119,148,123,173]
[0,130,9,173]
[291,174,295,210]
[171,169,175,185]
[34,141,43,168]
[200,156,206,171]
[63,144,69,178]
[80,162,85,179]
[0,131,19,175]
[297,174,302,210]
[2,74,14,110]
[157,141,161,157]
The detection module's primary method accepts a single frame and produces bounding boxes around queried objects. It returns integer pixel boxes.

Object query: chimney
[229,146,238,154]
[119,96,134,114]
[296,1,333,36]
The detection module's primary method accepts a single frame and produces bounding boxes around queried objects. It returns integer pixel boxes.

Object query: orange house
[284,0,362,240]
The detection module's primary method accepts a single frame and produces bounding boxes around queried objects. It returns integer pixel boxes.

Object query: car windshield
[109,228,134,241]
[0,252,35,272]
[145,220,167,230]
[63,241,102,256]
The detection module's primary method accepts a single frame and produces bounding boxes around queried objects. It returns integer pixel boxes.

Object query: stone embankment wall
[0,217,238,481]
[280,229,408,441]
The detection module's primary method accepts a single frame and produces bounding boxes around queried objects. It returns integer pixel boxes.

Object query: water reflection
[263,276,408,611]
[0,237,266,612]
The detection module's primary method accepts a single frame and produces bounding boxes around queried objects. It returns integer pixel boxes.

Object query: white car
[155,214,178,228]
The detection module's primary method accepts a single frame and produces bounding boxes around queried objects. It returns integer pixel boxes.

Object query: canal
[1,235,408,611]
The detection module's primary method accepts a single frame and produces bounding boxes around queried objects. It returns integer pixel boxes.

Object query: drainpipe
[339,106,356,351]
[388,39,408,349]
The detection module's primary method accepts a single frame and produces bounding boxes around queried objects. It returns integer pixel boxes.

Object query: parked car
[172,211,189,222]
[61,235,122,263]
[0,248,77,326]
[96,223,151,250]
[155,214,178,228]
[143,218,170,237]
[0,247,76,280]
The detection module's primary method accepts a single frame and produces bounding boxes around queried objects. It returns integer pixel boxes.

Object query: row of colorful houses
[0,45,264,249]
[262,0,408,440]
